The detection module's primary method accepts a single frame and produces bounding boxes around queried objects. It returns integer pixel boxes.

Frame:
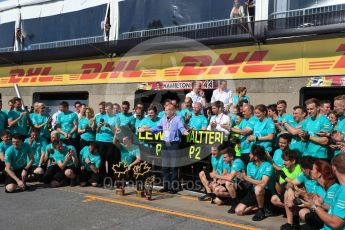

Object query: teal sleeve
[263,163,274,177]
[94,156,101,169]
[201,117,208,129]
[232,159,244,172]
[4,148,12,163]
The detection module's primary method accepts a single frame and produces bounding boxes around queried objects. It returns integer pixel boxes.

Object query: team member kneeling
[43,140,78,187]
[235,144,274,221]
[80,142,101,187]
[212,148,245,214]
[4,135,34,193]
[24,128,47,181]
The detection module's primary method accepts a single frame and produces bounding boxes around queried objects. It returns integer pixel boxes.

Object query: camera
[100,118,104,124]
[293,197,302,206]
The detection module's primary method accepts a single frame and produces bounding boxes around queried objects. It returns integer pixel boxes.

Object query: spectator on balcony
[230,0,245,20]
[245,0,255,21]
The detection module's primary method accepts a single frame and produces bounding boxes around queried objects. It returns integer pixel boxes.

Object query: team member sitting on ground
[235,144,274,221]
[4,135,34,193]
[80,142,101,187]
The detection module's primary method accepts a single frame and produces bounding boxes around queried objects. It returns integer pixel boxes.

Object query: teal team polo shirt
[238,116,258,154]
[223,158,245,174]
[80,146,101,171]
[120,144,140,165]
[31,113,51,139]
[252,117,275,153]
[78,117,96,141]
[302,114,332,159]
[246,161,274,190]
[8,108,28,136]
[211,154,224,175]
[322,184,345,230]
[188,114,208,130]
[56,111,78,139]
[5,143,32,170]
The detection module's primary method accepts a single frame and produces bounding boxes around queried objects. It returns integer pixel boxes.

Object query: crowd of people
[0,79,344,230]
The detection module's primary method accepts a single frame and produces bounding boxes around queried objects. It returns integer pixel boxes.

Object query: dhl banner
[1,38,345,87]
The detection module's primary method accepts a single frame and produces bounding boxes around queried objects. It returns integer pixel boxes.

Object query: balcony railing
[0,47,14,53]
[268,4,345,31]
[119,17,253,41]
[24,36,105,51]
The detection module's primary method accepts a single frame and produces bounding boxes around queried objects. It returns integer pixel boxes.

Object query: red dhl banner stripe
[1,38,345,87]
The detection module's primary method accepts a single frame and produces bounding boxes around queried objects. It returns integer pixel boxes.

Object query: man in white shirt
[211,80,232,111]
[207,101,231,137]
[186,81,207,108]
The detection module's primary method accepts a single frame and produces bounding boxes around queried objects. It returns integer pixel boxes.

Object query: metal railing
[25,36,105,50]
[268,3,345,30]
[0,47,14,53]
[119,17,253,40]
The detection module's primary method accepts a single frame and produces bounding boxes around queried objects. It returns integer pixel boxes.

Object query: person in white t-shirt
[211,80,232,112]
[207,101,231,137]
[186,81,207,108]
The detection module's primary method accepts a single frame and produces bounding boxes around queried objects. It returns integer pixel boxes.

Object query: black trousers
[161,142,180,191]
[96,141,120,178]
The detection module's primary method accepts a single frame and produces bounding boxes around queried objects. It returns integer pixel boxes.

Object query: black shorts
[216,196,232,204]
[5,168,24,186]
[43,165,77,183]
[80,170,99,184]
[305,211,324,229]
[28,165,47,174]
[240,189,272,207]
[0,160,5,171]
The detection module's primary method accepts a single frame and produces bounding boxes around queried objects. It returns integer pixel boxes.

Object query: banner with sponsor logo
[138,130,224,165]
[138,80,218,90]
[307,76,345,87]
[1,38,345,87]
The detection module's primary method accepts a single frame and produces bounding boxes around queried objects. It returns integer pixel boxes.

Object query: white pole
[14,84,25,110]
